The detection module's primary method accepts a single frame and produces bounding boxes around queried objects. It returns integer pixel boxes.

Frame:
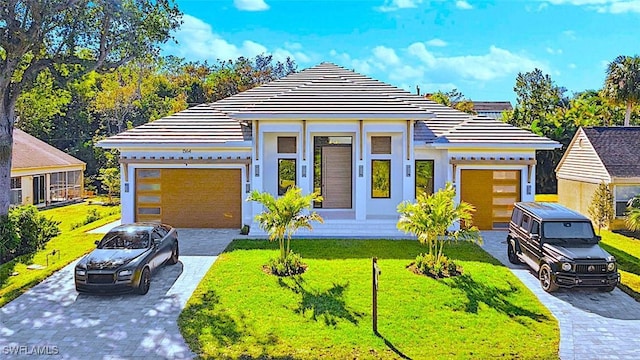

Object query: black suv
[507,202,620,292]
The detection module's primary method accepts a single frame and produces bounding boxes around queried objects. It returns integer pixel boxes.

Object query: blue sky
[163,0,640,103]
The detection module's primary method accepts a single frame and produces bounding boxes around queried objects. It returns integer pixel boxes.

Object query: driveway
[481,231,640,360]
[0,229,237,359]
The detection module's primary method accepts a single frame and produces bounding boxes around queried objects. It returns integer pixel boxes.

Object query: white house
[98,63,559,236]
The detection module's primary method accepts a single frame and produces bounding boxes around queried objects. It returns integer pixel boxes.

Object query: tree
[603,55,640,126]
[247,187,323,276]
[98,167,120,205]
[0,0,182,217]
[588,182,614,234]
[427,89,476,115]
[396,182,481,278]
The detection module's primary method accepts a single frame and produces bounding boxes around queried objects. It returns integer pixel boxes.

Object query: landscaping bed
[179,239,558,359]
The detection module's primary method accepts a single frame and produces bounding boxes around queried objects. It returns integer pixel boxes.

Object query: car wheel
[507,239,521,264]
[539,264,558,292]
[168,243,179,265]
[137,268,151,295]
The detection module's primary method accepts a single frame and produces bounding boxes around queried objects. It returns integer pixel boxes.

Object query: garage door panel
[135,168,241,228]
[461,169,520,230]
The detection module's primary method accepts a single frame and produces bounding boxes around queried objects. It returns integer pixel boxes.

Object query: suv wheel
[507,239,521,264]
[539,264,558,292]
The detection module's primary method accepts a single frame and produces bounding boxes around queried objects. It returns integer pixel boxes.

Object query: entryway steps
[248,221,415,239]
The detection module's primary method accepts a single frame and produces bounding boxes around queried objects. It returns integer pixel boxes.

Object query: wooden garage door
[135,169,241,228]
[460,170,520,230]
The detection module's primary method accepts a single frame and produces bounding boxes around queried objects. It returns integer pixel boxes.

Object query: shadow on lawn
[444,274,550,323]
[278,276,364,326]
[179,290,277,353]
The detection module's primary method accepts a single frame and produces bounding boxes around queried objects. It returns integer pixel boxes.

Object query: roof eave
[96,140,253,150]
[233,112,435,120]
[425,142,561,150]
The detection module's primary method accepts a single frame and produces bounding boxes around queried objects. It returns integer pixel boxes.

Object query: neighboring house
[98,63,558,236]
[471,101,513,119]
[556,126,640,230]
[11,129,86,207]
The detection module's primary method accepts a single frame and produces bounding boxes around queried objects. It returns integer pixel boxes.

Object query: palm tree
[603,55,640,126]
[247,187,323,272]
[397,183,481,268]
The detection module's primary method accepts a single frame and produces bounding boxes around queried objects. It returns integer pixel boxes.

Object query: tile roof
[471,101,513,112]
[99,62,557,149]
[582,127,640,178]
[12,129,85,170]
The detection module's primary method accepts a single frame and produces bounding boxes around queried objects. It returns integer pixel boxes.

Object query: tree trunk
[625,102,632,126]
[0,105,15,217]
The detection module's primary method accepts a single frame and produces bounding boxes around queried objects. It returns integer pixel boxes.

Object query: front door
[32,175,46,205]
[321,146,352,208]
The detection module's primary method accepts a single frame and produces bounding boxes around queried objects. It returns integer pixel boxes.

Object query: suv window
[511,208,522,225]
[542,221,596,243]
[520,214,531,230]
[531,221,540,235]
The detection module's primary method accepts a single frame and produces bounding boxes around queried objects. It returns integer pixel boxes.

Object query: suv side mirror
[95,240,100,246]
[595,235,601,242]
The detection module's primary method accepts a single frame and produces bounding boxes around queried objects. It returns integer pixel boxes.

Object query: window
[415,160,434,198]
[371,136,391,154]
[278,159,296,195]
[50,170,83,202]
[615,185,640,216]
[520,214,531,230]
[371,160,390,198]
[531,221,540,235]
[277,137,297,154]
[10,177,22,205]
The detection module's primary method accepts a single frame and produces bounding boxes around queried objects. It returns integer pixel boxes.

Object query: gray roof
[12,129,85,170]
[471,101,513,112]
[582,127,640,178]
[99,62,558,149]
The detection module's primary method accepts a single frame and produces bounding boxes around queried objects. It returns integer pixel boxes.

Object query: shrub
[413,252,461,279]
[267,252,306,276]
[0,215,19,263]
[0,206,60,264]
[588,181,614,234]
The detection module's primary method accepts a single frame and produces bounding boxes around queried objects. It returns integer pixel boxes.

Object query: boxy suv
[507,202,620,292]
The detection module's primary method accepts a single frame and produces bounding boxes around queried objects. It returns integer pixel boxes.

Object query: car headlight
[75,268,86,276]
[561,262,572,272]
[118,269,133,277]
[607,262,616,272]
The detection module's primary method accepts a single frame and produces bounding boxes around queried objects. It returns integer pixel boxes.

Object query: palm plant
[626,195,640,232]
[247,187,323,275]
[603,55,640,126]
[397,182,481,277]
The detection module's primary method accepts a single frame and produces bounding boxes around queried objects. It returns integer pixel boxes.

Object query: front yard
[600,230,640,301]
[179,239,558,359]
[0,201,120,306]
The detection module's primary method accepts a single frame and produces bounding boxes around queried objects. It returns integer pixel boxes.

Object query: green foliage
[268,252,306,276]
[414,252,460,278]
[247,187,323,276]
[603,55,640,126]
[427,89,476,114]
[70,208,103,230]
[397,182,481,276]
[0,206,60,264]
[626,196,640,232]
[98,167,121,204]
[588,182,615,234]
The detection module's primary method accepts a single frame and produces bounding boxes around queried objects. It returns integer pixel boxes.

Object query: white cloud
[376,0,423,12]
[546,47,563,55]
[407,42,436,67]
[426,38,448,47]
[234,0,269,11]
[568,63,577,69]
[389,64,425,81]
[163,15,311,65]
[373,46,401,65]
[455,0,473,10]
[562,30,577,40]
[546,0,640,14]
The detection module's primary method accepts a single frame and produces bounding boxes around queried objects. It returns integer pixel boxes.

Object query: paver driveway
[482,231,640,360]
[0,229,237,359]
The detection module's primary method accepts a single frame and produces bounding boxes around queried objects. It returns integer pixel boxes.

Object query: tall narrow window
[415,160,434,198]
[371,160,390,198]
[10,177,22,205]
[278,159,296,195]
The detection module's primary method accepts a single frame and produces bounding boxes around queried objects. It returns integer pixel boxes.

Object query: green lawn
[600,230,640,301]
[179,240,558,359]
[0,201,120,306]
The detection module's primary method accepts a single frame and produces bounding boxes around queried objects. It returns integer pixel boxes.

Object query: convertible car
[75,223,179,295]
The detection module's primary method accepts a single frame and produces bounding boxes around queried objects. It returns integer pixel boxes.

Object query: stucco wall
[557,178,599,220]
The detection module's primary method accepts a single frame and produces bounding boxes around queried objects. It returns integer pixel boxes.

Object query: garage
[460,170,521,230]
[135,168,242,228]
